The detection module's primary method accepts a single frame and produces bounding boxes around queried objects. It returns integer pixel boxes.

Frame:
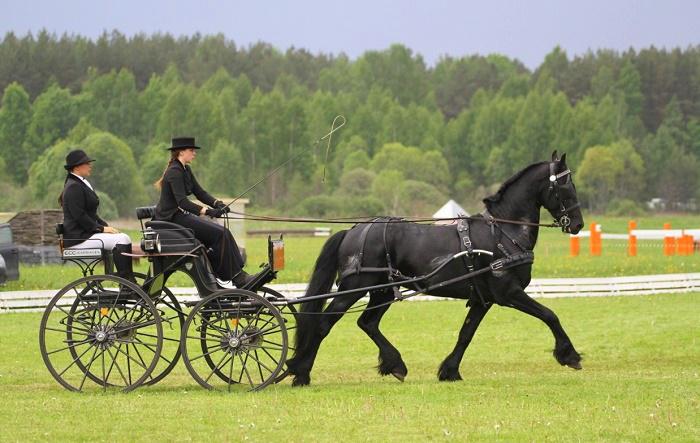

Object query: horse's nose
[570,222,583,235]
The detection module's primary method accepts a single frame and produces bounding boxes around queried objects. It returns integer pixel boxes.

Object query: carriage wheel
[181,289,287,392]
[197,287,296,385]
[257,286,297,383]
[64,274,183,388]
[39,275,163,392]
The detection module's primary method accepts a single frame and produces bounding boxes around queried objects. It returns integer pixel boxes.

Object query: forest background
[0,31,698,219]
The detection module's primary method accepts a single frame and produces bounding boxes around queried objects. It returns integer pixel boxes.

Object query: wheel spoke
[237,353,255,387]
[188,345,225,363]
[106,344,129,386]
[204,351,232,384]
[132,335,173,365]
[46,338,92,355]
[78,347,101,391]
[242,347,275,375]
[113,343,149,370]
[129,342,154,382]
[57,343,95,377]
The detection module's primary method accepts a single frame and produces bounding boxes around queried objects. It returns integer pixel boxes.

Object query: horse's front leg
[438,301,491,381]
[505,288,582,369]
[290,289,365,387]
[357,289,407,381]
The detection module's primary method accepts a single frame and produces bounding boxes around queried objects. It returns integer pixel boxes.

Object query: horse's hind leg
[507,289,582,369]
[357,289,408,381]
[438,301,491,381]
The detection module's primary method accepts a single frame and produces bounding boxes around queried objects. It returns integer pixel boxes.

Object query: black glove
[213,200,231,213]
[205,207,226,218]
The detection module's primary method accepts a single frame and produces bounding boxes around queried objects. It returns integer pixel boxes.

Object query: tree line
[0,31,698,217]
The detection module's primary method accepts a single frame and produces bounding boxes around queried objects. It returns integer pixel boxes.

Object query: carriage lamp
[141,228,161,253]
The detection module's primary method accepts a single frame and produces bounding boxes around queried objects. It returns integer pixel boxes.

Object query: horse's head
[540,152,584,234]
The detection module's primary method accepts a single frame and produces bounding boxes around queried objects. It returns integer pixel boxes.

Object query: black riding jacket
[61,174,108,247]
[155,160,217,220]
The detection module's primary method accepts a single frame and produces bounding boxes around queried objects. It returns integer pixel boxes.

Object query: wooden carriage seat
[55,223,113,276]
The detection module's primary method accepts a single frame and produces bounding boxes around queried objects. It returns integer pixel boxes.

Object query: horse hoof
[438,373,462,382]
[391,371,405,382]
[291,375,310,387]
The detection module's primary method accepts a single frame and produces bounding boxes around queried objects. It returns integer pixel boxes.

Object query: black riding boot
[232,270,256,288]
[112,244,136,283]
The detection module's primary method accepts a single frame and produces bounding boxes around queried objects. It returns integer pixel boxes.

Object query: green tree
[139,71,176,143]
[400,180,446,216]
[534,46,569,92]
[371,143,437,184]
[352,44,430,106]
[337,168,375,197]
[342,150,371,173]
[205,139,244,195]
[0,82,32,183]
[503,88,571,177]
[380,103,444,148]
[22,84,78,180]
[78,68,142,150]
[469,95,522,178]
[615,58,644,119]
[577,140,645,211]
[371,169,405,214]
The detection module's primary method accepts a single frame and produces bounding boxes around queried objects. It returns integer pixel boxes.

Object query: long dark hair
[154,150,183,189]
[58,171,73,207]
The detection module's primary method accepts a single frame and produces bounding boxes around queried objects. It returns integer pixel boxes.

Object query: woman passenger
[59,149,135,282]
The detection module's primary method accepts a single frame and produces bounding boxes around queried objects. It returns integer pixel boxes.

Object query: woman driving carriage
[153,137,255,288]
[59,149,135,282]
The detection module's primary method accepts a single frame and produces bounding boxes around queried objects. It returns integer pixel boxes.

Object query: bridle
[547,162,580,231]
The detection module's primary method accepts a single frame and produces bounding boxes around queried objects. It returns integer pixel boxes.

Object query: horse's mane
[483,161,547,206]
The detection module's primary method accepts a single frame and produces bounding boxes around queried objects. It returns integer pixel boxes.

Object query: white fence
[2,273,699,313]
[573,227,700,240]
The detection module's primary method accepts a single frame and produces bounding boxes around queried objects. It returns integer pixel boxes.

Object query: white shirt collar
[71,173,94,191]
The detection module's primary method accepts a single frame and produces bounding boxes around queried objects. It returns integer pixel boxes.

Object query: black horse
[286,152,584,386]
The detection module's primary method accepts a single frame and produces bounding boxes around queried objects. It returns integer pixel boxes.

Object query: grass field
[1,293,698,441]
[3,214,700,291]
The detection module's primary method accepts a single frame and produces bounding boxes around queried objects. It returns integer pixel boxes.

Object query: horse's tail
[292,229,348,357]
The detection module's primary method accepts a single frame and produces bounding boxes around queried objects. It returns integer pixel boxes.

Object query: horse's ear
[551,150,559,161]
[560,153,567,165]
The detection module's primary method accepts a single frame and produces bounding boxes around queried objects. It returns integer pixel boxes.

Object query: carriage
[39,153,585,392]
[39,206,296,392]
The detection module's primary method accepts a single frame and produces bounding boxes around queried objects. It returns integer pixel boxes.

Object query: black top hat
[168,137,201,151]
[64,149,95,170]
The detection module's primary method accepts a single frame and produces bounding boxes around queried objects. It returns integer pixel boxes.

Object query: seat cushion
[144,221,199,253]
[136,206,156,220]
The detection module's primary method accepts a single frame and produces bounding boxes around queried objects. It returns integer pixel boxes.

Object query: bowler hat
[168,137,201,151]
[64,149,95,170]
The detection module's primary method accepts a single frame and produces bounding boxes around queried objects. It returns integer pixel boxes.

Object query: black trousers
[171,212,244,280]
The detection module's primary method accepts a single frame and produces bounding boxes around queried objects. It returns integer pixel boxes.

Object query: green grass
[1,294,698,441]
[4,214,700,290]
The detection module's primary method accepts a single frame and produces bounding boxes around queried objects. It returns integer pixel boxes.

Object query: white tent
[433,199,469,222]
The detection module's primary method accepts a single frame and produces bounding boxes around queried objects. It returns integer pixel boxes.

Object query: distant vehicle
[0,223,19,284]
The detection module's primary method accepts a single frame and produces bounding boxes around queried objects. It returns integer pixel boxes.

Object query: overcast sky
[2,0,698,69]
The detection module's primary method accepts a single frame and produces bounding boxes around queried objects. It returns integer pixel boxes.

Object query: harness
[340,217,406,299]
[338,215,535,305]
[456,218,483,304]
[547,162,580,229]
